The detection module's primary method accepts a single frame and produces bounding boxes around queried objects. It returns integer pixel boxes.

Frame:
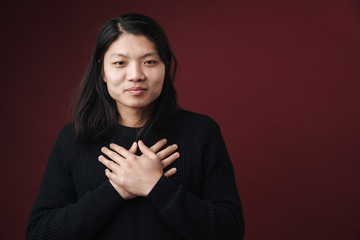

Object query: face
[103,33,165,115]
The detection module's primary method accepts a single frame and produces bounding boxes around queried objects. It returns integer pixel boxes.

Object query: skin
[102,33,165,127]
[99,139,179,199]
[98,33,179,199]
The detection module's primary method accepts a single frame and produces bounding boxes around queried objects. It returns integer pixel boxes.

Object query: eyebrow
[110,52,160,58]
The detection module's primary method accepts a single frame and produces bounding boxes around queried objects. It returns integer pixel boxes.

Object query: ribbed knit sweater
[26,110,244,239]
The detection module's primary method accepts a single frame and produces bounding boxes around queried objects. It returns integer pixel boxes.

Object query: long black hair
[75,13,178,142]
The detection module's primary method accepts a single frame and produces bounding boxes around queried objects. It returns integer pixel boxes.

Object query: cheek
[103,64,125,83]
[104,82,117,101]
[153,72,165,95]
[104,71,125,87]
[104,75,125,100]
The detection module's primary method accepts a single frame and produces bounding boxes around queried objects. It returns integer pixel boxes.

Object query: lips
[125,87,147,95]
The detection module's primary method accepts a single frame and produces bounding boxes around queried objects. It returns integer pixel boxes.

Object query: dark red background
[1,0,359,239]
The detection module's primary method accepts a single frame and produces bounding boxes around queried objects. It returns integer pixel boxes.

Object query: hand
[99,139,179,198]
[108,139,178,199]
[149,139,179,177]
[107,142,137,200]
[100,141,162,197]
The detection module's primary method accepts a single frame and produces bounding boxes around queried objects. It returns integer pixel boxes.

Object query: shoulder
[46,122,79,169]
[177,109,220,129]
[57,122,77,141]
[52,122,78,151]
[175,109,222,139]
[174,110,229,161]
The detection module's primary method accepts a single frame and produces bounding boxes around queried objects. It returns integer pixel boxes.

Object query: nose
[125,62,145,82]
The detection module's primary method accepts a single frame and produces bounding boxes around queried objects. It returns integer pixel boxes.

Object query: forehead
[105,33,158,58]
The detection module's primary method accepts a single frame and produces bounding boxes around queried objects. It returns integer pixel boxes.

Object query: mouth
[125,87,147,95]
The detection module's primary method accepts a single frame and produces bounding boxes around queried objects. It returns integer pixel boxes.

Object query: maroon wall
[1,0,359,239]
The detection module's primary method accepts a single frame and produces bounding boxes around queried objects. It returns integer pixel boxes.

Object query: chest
[70,139,205,199]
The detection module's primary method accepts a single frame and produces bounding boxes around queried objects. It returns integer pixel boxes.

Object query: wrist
[109,180,136,200]
[145,173,163,196]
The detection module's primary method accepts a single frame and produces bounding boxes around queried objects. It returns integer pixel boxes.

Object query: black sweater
[26,110,244,239]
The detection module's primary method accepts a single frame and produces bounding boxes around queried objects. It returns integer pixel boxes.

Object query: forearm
[147,176,244,240]
[26,181,124,240]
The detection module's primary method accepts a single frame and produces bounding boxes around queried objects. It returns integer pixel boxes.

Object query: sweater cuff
[147,175,179,211]
[91,180,125,212]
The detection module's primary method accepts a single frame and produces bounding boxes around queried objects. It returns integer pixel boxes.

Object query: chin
[129,103,150,109]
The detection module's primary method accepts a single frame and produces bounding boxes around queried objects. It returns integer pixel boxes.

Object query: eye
[144,60,157,65]
[114,61,126,66]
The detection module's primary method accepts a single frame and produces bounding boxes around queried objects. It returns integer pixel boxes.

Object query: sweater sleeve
[147,119,244,240]
[26,124,125,240]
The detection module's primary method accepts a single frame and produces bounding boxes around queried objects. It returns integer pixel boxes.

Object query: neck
[117,106,152,128]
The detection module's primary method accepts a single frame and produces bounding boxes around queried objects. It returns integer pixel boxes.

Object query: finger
[164,168,177,178]
[161,152,180,169]
[101,147,125,165]
[109,143,134,160]
[128,142,138,154]
[105,168,118,180]
[138,140,156,158]
[98,155,120,172]
[157,144,178,160]
[149,139,167,153]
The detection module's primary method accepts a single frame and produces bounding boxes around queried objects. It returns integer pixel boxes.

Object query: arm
[106,139,179,200]
[26,125,124,240]
[99,120,244,239]
[26,126,179,239]
[147,122,244,240]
